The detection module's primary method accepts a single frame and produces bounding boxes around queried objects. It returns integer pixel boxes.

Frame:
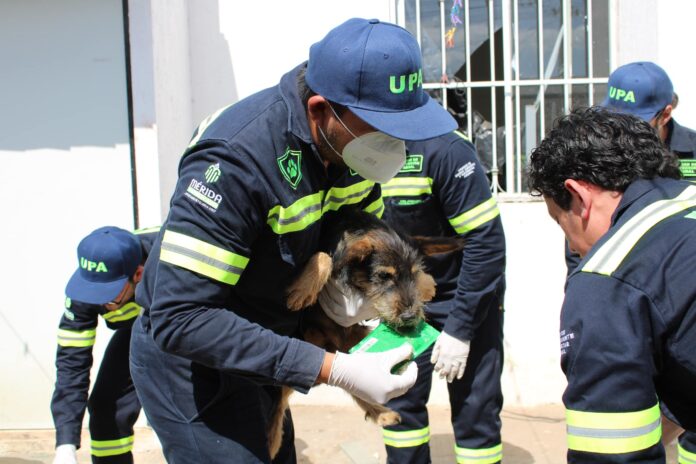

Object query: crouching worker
[51,226,157,463]
[528,107,696,463]
[128,17,458,463]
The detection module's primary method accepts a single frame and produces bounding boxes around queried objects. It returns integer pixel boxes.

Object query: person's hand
[431,331,470,382]
[317,278,378,327]
[327,344,417,404]
[53,444,78,464]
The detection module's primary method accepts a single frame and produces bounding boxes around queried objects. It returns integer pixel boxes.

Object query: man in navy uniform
[129,18,457,463]
[530,107,695,463]
[51,226,157,464]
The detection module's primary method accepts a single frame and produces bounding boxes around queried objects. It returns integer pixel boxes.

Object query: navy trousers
[129,319,296,463]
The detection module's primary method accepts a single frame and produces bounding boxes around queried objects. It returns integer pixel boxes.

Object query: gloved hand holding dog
[318,278,379,327]
[431,331,470,383]
[327,343,418,404]
[53,444,78,464]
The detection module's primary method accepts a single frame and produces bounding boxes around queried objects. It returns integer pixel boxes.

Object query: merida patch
[64,309,75,321]
[65,297,72,309]
[685,211,696,220]
[396,199,424,206]
[400,154,424,173]
[277,147,303,189]
[680,159,696,179]
[205,162,221,183]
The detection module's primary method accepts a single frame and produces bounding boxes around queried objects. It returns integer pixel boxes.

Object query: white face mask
[318,105,406,184]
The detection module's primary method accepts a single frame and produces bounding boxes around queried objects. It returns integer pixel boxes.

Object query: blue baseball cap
[305,18,456,141]
[65,226,142,305]
[601,61,674,122]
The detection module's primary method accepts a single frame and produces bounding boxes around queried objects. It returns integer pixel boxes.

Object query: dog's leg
[351,395,402,427]
[286,252,332,310]
[268,386,293,459]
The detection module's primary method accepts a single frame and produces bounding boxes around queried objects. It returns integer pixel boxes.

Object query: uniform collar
[611,178,670,226]
[665,118,696,155]
[278,62,313,145]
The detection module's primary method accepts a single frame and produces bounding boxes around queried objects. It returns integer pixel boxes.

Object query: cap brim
[600,98,655,122]
[350,97,458,141]
[65,270,128,305]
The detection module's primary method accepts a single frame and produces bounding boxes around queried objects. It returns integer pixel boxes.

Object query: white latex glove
[431,331,471,383]
[328,343,418,404]
[53,444,78,464]
[317,278,379,327]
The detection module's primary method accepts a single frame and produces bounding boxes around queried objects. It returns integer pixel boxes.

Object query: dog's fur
[268,208,464,458]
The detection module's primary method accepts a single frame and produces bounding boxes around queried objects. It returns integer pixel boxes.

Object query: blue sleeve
[50,299,98,448]
[434,138,506,340]
[561,273,664,463]
[145,142,324,392]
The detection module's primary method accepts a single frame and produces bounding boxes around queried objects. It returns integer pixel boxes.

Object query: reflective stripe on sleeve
[57,328,96,347]
[160,230,249,285]
[267,191,324,234]
[382,177,433,197]
[583,185,696,275]
[91,435,134,457]
[363,197,385,218]
[382,426,430,448]
[566,403,661,454]
[102,302,142,323]
[454,443,503,463]
[449,197,500,234]
[321,180,375,213]
[679,442,696,464]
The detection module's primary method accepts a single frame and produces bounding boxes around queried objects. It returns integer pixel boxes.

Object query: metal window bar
[488,0,500,194]
[587,0,594,104]
[502,0,514,193]
[513,0,522,193]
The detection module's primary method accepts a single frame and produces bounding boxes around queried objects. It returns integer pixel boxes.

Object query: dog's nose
[399,311,419,326]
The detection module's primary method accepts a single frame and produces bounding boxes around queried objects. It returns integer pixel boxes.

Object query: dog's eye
[376,271,393,281]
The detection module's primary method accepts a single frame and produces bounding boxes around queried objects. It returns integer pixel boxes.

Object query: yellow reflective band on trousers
[382,426,430,448]
[160,230,249,286]
[454,443,503,463]
[583,185,696,275]
[267,180,375,234]
[102,302,142,323]
[680,443,696,464]
[449,197,500,234]
[57,328,96,347]
[566,403,661,454]
[363,196,385,218]
[91,435,134,457]
[382,177,433,197]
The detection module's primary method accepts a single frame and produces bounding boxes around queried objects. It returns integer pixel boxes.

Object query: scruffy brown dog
[268,207,464,458]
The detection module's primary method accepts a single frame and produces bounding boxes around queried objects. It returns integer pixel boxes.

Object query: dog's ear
[416,271,437,302]
[410,236,465,257]
[343,234,376,263]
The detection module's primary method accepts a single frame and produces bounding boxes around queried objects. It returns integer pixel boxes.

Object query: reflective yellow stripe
[382,177,433,197]
[583,185,696,275]
[188,105,232,148]
[382,426,430,448]
[267,191,324,234]
[91,435,134,457]
[321,180,375,213]
[363,197,385,218]
[455,443,502,464]
[566,403,661,454]
[267,181,375,234]
[679,442,696,463]
[160,230,249,286]
[133,225,161,235]
[454,129,471,141]
[102,302,142,323]
[449,197,500,234]
[57,328,96,347]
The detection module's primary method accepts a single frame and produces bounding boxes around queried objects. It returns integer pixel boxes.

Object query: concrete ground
[0,404,679,463]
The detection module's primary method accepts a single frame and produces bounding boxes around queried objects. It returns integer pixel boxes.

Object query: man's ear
[133,265,144,284]
[564,179,593,220]
[659,104,673,126]
[307,95,331,126]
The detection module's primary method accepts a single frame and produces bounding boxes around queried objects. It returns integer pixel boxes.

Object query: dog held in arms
[268,207,464,458]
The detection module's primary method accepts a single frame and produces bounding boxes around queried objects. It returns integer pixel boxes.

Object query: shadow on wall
[0,459,45,464]
[188,0,238,126]
[0,0,131,151]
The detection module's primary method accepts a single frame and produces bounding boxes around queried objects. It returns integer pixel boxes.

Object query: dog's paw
[376,411,402,427]
[286,288,318,311]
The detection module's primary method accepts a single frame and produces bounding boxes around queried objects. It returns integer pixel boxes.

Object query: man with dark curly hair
[528,107,696,463]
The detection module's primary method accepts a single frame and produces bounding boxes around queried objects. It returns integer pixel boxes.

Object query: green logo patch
[685,211,696,220]
[680,159,696,179]
[400,154,424,173]
[278,147,303,189]
[205,163,221,183]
